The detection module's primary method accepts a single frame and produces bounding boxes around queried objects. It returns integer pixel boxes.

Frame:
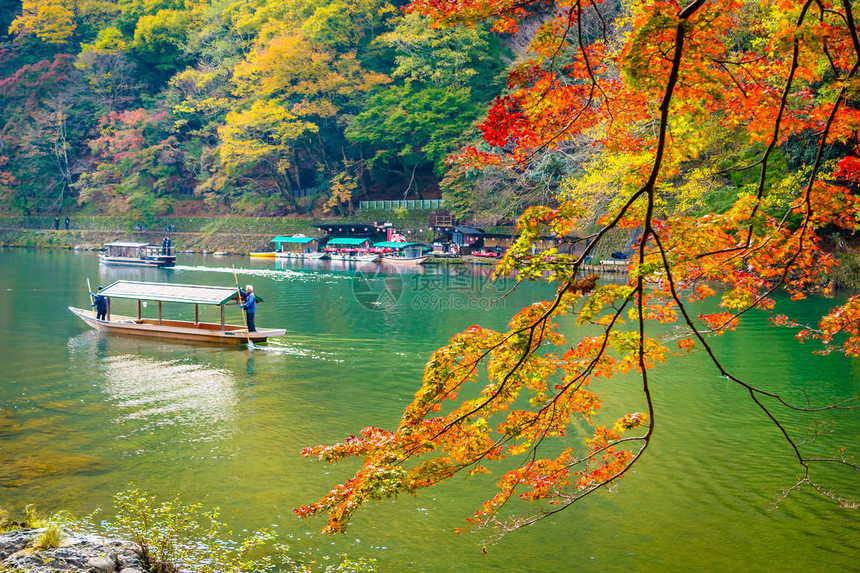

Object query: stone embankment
[0,529,145,573]
[0,228,278,255]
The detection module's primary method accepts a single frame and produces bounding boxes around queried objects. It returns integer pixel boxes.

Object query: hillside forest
[0,0,514,221]
[0,0,857,232]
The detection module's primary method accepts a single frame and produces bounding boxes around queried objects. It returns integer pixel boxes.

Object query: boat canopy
[373,241,426,249]
[97,280,239,305]
[104,241,151,248]
[327,237,370,246]
[273,236,316,244]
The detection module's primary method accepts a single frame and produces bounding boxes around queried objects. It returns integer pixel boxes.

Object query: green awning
[327,237,370,246]
[97,280,240,305]
[272,236,316,244]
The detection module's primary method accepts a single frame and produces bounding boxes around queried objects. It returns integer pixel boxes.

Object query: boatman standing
[90,286,108,321]
[239,285,256,332]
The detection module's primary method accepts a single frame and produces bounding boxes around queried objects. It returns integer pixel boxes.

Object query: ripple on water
[101,354,237,439]
[173,265,355,283]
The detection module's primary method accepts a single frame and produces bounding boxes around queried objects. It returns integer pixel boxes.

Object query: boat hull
[328,253,379,262]
[275,252,329,260]
[380,256,428,265]
[99,255,176,268]
[249,252,277,258]
[69,307,284,344]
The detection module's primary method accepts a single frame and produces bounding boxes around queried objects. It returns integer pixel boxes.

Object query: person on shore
[239,285,256,332]
[54,217,59,230]
[64,217,70,230]
[90,286,108,321]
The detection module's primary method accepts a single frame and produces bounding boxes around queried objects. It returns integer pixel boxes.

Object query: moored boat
[329,253,379,262]
[69,280,285,344]
[381,254,429,265]
[375,241,431,265]
[272,235,328,259]
[324,237,379,262]
[99,242,176,268]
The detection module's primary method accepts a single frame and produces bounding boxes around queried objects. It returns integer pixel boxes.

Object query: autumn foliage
[297,0,860,535]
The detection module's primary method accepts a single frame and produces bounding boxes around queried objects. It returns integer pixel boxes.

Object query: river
[0,248,858,572]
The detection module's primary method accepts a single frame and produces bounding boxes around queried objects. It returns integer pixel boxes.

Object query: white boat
[325,237,378,262]
[99,241,176,268]
[275,251,329,260]
[270,235,328,259]
[375,241,430,265]
[328,252,379,262]
[380,255,428,265]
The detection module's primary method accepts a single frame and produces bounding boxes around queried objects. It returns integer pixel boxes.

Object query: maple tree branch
[479,1,708,534]
[402,282,635,508]
[589,0,608,44]
[650,227,859,489]
[397,281,582,467]
[699,0,814,261]
[842,0,860,57]
[519,0,614,164]
[744,10,806,213]
[714,60,749,98]
[481,433,652,537]
[513,294,633,459]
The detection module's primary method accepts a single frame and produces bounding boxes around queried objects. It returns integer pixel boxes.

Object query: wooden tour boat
[325,237,379,262]
[375,241,430,265]
[70,280,285,344]
[100,242,176,268]
[272,235,328,259]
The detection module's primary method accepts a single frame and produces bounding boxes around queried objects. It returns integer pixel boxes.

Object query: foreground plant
[106,487,375,573]
[26,507,76,550]
[107,488,280,573]
[297,0,860,538]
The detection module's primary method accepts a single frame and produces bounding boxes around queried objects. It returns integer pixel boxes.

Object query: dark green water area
[0,248,858,571]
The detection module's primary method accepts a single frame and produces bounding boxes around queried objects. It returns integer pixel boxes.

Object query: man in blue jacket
[239,285,256,332]
[90,286,108,321]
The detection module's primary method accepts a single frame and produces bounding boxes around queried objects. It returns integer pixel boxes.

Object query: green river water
[0,248,858,572]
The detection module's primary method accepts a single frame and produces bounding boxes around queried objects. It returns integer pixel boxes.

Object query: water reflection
[102,354,235,426]
[67,333,238,444]
[272,256,502,278]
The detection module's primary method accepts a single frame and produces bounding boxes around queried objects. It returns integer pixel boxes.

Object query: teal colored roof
[97,280,239,305]
[272,236,316,244]
[373,241,422,249]
[327,237,371,246]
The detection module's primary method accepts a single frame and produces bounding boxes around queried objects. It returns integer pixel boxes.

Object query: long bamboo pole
[86,278,95,317]
[233,267,253,349]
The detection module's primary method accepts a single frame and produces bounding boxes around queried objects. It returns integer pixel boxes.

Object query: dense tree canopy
[0,0,506,217]
[296,0,860,537]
